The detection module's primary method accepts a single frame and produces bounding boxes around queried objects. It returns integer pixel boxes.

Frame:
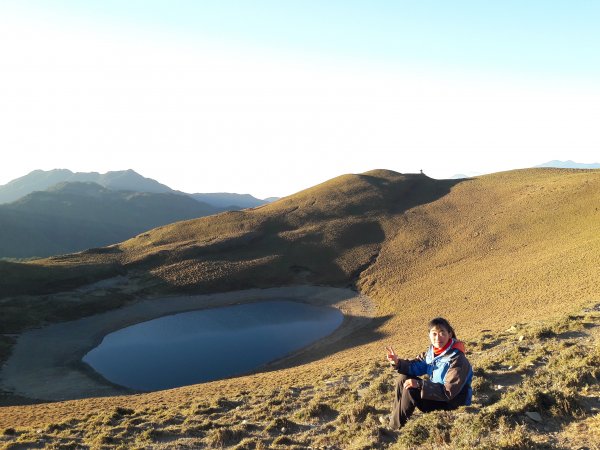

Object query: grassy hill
[0,168,599,448]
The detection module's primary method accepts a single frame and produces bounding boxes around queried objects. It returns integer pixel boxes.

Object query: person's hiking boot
[378,415,397,436]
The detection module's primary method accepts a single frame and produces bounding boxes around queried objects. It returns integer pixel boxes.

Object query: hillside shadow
[0,258,125,299]
[256,314,394,375]
[358,173,466,215]
[1,174,467,300]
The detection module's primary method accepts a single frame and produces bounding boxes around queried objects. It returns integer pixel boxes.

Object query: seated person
[384,317,473,429]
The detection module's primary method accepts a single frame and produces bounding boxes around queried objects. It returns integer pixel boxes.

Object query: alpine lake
[83,300,344,391]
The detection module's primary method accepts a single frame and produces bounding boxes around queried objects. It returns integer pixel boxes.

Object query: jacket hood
[452,340,466,353]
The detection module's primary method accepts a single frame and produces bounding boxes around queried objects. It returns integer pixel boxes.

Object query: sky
[1,1,599,198]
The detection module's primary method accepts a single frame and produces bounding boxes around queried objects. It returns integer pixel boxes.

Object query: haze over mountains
[0,169,273,208]
[0,169,276,258]
[534,160,600,169]
[0,182,222,259]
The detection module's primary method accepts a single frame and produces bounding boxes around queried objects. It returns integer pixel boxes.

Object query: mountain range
[0,169,276,258]
[0,169,272,208]
[534,159,600,169]
[0,182,221,258]
[451,159,600,179]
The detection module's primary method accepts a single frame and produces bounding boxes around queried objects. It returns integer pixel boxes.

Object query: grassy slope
[0,168,599,448]
[1,302,598,449]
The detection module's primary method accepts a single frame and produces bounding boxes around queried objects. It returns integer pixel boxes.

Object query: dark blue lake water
[82,300,343,391]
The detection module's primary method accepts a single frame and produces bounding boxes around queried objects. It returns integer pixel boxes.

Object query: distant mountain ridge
[0,169,277,258]
[188,192,270,210]
[0,182,220,258]
[0,169,172,204]
[535,160,600,169]
[0,169,274,208]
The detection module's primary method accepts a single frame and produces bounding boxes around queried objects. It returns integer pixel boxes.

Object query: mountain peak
[0,169,174,204]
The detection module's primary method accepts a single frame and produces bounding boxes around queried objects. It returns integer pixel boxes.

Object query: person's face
[429,326,451,349]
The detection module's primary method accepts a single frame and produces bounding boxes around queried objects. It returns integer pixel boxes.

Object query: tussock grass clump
[393,408,537,450]
[213,396,240,410]
[471,368,493,396]
[232,437,263,450]
[264,417,296,434]
[296,397,338,422]
[372,377,393,395]
[339,399,378,425]
[394,409,454,448]
[559,413,600,449]
[3,439,43,450]
[271,434,295,446]
[494,382,582,420]
[205,426,244,448]
[524,315,586,340]
[491,417,536,450]
[546,343,600,388]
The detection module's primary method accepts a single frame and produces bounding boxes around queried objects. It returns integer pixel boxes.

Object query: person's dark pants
[389,374,467,429]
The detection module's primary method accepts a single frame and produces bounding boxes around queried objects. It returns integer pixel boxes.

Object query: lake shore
[0,285,374,402]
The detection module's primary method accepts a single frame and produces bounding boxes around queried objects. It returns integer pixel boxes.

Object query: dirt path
[0,286,374,402]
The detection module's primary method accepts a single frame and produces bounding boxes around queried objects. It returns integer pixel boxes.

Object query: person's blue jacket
[396,339,473,405]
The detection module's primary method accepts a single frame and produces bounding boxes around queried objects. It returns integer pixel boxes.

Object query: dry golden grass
[1,168,600,448]
[0,302,598,449]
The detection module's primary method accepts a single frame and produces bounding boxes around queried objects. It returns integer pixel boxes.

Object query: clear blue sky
[16,0,600,77]
[1,1,599,197]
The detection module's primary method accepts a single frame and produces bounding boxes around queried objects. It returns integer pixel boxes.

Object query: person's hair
[428,317,457,339]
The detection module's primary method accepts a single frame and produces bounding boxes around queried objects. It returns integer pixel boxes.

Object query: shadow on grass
[257,314,393,375]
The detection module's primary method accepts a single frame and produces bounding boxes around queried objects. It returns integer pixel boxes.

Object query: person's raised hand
[385,346,398,368]
[403,379,421,390]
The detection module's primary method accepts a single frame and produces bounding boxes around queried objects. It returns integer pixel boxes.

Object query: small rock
[280,427,287,434]
[525,411,542,423]
[494,385,505,391]
[357,388,369,398]
[241,420,248,425]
